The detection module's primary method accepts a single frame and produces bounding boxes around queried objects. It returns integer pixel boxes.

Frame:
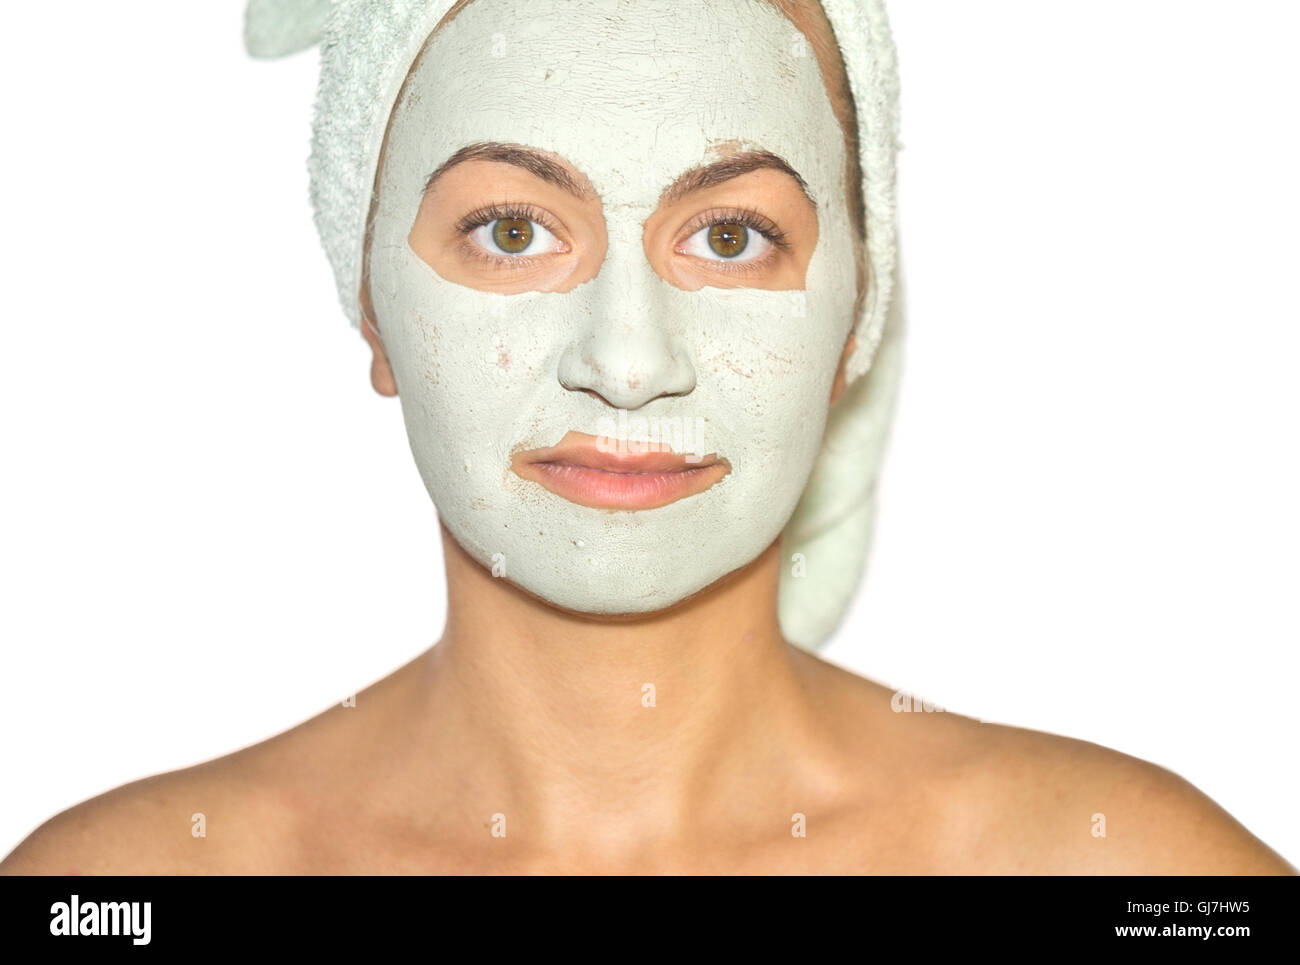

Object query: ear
[361,315,398,397]
[359,290,398,397]
[829,330,857,405]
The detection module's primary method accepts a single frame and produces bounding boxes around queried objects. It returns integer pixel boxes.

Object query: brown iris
[707,223,749,258]
[492,218,533,254]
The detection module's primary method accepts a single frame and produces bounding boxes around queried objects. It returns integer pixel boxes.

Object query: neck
[403,522,836,854]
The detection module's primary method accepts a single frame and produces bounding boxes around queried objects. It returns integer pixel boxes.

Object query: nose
[557,226,697,410]
[558,322,696,410]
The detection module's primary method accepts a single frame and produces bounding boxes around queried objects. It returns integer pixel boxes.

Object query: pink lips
[511,430,731,510]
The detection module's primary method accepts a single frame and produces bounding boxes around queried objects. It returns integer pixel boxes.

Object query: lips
[511,430,731,510]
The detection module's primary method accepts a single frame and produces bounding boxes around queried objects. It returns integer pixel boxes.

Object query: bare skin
[2,529,1294,874]
[3,0,1294,876]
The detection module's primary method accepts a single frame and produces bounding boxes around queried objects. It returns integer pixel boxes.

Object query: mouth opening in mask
[510,430,733,511]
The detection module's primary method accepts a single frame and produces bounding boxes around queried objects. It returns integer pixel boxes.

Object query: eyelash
[677,206,790,275]
[452,202,791,272]
[454,201,565,269]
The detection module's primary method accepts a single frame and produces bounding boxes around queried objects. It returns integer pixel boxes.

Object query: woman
[3,0,1293,875]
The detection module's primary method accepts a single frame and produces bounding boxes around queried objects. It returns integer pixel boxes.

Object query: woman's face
[367,0,858,615]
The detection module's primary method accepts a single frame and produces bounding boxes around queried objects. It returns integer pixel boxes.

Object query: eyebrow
[423,141,815,208]
[660,150,816,208]
[425,142,590,199]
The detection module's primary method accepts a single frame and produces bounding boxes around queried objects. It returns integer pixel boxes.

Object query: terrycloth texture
[244,0,332,57]
[244,0,905,650]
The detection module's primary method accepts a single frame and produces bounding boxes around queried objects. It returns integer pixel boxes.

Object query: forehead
[385,0,845,209]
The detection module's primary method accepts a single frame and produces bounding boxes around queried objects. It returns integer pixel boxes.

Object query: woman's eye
[468,217,563,258]
[681,222,773,263]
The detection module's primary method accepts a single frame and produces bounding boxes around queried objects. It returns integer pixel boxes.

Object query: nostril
[574,386,615,407]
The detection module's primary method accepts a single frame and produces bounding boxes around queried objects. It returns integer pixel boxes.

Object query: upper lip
[512,430,723,474]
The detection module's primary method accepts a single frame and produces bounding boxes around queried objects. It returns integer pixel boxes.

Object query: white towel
[244,0,905,650]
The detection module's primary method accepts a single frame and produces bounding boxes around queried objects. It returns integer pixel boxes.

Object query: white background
[2,1,1296,864]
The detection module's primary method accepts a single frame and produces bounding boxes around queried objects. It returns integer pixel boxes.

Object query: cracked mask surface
[368,0,858,614]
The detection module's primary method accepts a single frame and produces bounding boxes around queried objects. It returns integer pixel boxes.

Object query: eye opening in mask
[359,0,868,331]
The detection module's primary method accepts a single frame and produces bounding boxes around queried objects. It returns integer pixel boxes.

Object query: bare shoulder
[0,690,384,875]
[0,742,308,876]
[1,655,428,876]
[802,655,1297,874]
[940,715,1297,874]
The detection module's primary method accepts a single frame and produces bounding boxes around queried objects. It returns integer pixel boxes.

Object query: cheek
[372,245,586,491]
[382,300,554,461]
[693,289,852,418]
[702,265,859,506]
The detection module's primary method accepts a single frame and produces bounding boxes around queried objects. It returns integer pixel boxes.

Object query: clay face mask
[368,0,859,614]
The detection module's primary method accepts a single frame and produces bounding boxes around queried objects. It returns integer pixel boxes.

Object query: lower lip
[521,461,728,510]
